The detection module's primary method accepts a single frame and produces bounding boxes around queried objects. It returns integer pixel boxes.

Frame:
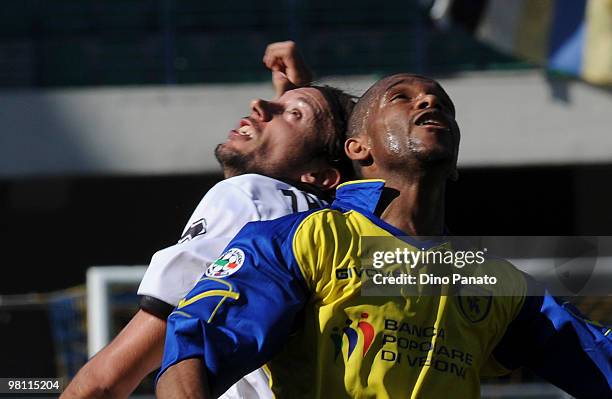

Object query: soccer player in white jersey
[61,41,355,399]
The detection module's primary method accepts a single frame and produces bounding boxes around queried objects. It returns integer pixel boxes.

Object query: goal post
[86,266,147,357]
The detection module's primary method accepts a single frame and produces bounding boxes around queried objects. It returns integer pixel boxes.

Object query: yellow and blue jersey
[160,180,612,398]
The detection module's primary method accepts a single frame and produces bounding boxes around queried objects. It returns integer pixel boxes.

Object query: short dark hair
[347,81,380,139]
[310,85,357,182]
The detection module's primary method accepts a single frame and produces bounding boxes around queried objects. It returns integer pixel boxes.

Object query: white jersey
[138,174,325,306]
[138,173,325,399]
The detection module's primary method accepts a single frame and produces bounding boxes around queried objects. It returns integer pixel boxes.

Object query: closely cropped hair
[310,85,358,182]
[347,82,379,139]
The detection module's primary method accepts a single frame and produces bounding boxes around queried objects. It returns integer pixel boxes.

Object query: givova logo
[206,248,245,278]
[331,313,375,361]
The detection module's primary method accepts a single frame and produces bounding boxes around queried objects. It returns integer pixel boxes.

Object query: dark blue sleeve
[493,276,612,398]
[158,215,311,397]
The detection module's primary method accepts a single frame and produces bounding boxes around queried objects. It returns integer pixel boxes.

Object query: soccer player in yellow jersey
[157,74,611,399]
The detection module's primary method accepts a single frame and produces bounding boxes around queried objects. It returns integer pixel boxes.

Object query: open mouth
[414,110,450,131]
[231,118,257,138]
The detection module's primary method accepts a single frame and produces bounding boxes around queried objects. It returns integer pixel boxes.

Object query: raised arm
[263,40,313,98]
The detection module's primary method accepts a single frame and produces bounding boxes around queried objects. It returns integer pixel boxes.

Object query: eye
[286,109,302,119]
[391,93,409,102]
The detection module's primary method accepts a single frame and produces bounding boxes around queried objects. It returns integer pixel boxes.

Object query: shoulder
[204,176,262,200]
[220,208,348,292]
[292,208,352,240]
[223,174,327,217]
[179,178,261,241]
[225,208,338,265]
[236,207,331,242]
[222,174,294,196]
[207,209,327,289]
[238,207,347,241]
[199,174,291,202]
[188,178,258,215]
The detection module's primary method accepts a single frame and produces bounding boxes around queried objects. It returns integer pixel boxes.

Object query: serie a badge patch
[206,248,245,278]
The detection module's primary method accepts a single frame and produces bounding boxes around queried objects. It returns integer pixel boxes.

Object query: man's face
[365,74,460,174]
[215,87,334,179]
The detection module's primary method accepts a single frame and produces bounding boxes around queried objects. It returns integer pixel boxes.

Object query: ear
[299,167,341,191]
[345,136,371,162]
[449,168,459,181]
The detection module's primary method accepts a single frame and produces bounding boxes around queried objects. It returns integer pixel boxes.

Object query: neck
[373,171,447,237]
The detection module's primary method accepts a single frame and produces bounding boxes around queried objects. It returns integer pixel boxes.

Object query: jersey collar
[332,179,386,214]
[332,179,450,249]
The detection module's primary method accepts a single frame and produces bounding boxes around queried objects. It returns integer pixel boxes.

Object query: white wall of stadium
[1,70,612,178]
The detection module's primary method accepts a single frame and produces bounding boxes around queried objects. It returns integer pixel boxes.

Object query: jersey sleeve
[158,214,312,397]
[490,275,612,397]
[138,181,261,313]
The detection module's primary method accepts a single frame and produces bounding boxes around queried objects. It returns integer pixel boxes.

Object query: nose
[416,94,442,111]
[250,98,272,122]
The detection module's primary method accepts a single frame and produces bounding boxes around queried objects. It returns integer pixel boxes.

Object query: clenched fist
[263,41,313,98]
